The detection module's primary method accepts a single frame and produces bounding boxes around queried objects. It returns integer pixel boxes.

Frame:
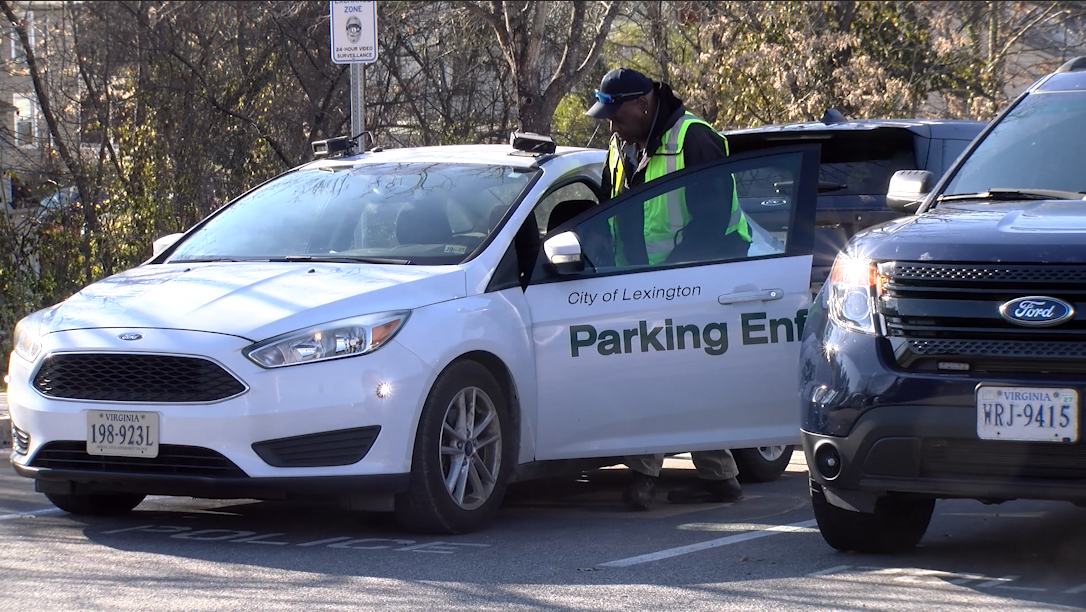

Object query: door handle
[717,289,784,305]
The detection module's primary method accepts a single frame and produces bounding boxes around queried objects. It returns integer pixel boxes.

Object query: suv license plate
[976,386,1078,443]
[87,410,160,458]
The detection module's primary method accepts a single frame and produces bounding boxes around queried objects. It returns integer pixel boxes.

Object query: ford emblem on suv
[998,296,1075,327]
[117,332,144,341]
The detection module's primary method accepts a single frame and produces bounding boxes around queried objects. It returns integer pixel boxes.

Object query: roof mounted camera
[311,132,376,159]
[510,132,556,157]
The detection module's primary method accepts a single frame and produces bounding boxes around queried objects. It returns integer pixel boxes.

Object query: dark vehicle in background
[799,57,1086,553]
[725,114,986,290]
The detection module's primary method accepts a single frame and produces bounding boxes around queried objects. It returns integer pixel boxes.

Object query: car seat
[546,199,597,233]
[395,201,453,245]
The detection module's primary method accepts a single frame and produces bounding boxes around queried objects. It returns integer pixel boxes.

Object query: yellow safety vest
[606,113,750,265]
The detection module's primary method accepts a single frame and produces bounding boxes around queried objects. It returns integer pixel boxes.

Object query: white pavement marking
[0,507,66,521]
[598,519,818,568]
[976,575,1018,588]
[1065,583,1086,594]
[996,586,1047,592]
[807,565,852,577]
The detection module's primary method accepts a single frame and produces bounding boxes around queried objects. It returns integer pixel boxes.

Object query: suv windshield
[942,91,1086,198]
[168,162,538,265]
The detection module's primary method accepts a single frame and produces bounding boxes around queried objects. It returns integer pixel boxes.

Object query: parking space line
[1065,583,1086,594]
[807,565,852,577]
[598,519,817,568]
[0,507,65,521]
[976,575,1018,588]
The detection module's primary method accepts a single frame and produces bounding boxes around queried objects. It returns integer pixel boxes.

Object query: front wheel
[395,361,512,534]
[811,481,935,553]
[44,491,146,515]
[733,445,794,483]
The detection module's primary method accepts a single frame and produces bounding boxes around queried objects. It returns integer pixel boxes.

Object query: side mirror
[543,231,584,275]
[152,233,185,257]
[886,170,934,214]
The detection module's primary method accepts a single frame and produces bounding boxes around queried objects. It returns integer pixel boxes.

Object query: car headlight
[244,311,410,368]
[827,256,883,335]
[12,306,58,362]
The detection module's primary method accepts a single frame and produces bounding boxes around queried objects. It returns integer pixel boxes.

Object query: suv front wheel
[811,481,935,553]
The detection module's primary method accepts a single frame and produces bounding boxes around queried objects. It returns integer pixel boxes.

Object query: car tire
[43,491,146,516]
[811,481,935,553]
[395,360,512,535]
[733,445,794,483]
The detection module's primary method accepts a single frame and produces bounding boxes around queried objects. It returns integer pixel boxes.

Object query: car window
[565,152,806,273]
[816,137,916,196]
[534,182,599,236]
[943,91,1086,196]
[168,163,538,265]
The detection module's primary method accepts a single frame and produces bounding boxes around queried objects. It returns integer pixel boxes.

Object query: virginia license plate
[87,410,159,458]
[976,386,1078,443]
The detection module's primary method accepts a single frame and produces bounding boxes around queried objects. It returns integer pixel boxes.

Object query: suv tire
[811,481,934,553]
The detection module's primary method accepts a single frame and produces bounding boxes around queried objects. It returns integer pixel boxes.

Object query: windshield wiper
[938,188,1086,202]
[169,257,240,263]
[278,255,412,265]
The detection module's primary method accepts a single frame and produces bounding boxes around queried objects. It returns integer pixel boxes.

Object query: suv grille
[33,353,246,403]
[29,441,247,477]
[880,262,1086,374]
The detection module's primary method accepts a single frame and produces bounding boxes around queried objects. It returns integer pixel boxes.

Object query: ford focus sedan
[8,135,821,533]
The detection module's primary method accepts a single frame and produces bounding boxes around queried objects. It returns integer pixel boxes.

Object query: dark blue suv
[800,57,1086,552]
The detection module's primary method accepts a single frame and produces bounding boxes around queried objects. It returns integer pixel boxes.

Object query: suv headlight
[827,256,883,335]
[12,306,58,362]
[244,311,410,368]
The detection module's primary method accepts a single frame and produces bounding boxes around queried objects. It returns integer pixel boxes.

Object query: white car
[7,134,821,533]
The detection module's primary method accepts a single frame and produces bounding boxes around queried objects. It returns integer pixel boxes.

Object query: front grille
[12,424,30,456]
[880,262,1086,373]
[29,441,247,477]
[33,353,246,402]
[892,263,1086,284]
[921,438,1086,481]
[252,426,381,467]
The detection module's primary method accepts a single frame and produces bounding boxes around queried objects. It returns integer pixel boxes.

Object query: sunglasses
[594,90,648,105]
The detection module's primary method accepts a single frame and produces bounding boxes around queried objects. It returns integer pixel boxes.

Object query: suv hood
[850,201,1086,263]
[44,263,466,341]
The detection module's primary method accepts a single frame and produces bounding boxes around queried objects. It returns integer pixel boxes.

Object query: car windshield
[942,90,1086,199]
[167,162,538,265]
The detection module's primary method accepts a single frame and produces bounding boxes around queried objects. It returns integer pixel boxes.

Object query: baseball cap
[586,68,654,119]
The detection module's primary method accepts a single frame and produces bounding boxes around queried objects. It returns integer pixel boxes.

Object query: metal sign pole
[350,62,365,142]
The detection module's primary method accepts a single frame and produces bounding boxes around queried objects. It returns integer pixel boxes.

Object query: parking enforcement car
[7,134,820,534]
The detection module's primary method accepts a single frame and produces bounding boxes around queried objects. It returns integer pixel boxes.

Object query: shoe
[667,477,745,504]
[622,473,658,511]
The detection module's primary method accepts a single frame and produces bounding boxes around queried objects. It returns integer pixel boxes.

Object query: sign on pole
[330,1,377,64]
[329,1,377,140]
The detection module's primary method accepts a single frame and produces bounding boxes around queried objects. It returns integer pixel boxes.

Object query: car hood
[45,263,466,341]
[849,201,1086,263]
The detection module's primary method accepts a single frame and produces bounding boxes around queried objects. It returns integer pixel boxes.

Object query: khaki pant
[626,450,739,480]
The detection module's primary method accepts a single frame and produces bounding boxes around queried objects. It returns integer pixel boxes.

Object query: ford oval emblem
[118,332,144,341]
[998,296,1075,327]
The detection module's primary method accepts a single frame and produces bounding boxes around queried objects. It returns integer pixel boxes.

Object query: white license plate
[87,410,159,458]
[976,386,1078,443]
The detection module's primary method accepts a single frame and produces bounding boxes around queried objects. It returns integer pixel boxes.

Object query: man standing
[585,67,748,510]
